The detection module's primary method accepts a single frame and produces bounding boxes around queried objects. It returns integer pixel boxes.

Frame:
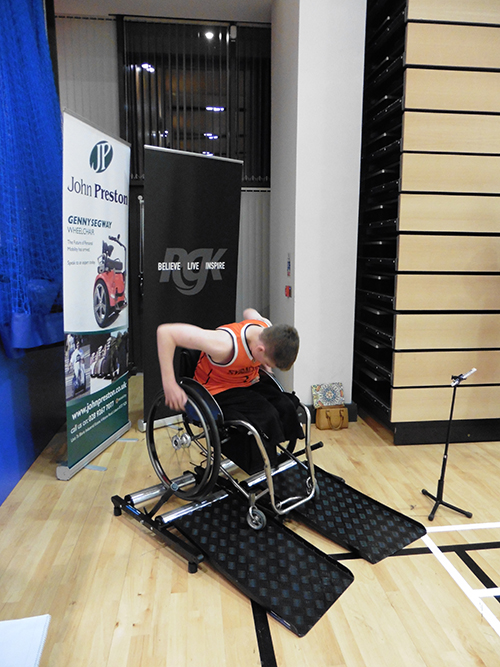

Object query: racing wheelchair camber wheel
[146,385,222,501]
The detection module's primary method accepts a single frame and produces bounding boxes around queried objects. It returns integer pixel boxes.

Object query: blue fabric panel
[0,350,33,504]
[0,0,63,357]
[0,344,65,505]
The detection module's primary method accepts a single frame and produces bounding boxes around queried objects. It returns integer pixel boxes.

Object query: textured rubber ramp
[173,492,354,637]
[272,465,426,564]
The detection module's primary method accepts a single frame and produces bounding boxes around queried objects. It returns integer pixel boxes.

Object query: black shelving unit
[353,0,406,429]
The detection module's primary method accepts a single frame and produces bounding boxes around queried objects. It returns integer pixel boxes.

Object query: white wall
[271,0,366,401]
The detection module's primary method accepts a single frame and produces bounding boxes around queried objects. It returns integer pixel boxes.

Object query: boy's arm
[156,323,231,411]
[242,308,272,326]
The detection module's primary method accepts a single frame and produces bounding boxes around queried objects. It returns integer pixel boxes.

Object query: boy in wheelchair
[157,308,304,472]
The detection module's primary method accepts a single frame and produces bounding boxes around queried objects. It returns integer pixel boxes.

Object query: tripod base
[422,488,473,522]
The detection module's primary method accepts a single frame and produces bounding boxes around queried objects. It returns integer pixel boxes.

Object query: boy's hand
[163,381,188,412]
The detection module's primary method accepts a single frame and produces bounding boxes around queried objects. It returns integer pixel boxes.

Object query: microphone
[451,368,476,387]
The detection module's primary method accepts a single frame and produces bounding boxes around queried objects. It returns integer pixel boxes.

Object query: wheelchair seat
[104,257,123,272]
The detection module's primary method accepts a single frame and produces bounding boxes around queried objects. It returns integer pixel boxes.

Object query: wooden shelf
[406,22,500,69]
[407,0,500,25]
[394,312,500,349]
[401,153,500,194]
[391,385,500,422]
[402,111,500,154]
[393,349,500,386]
[398,193,500,233]
[404,69,500,114]
[397,235,500,272]
[396,273,500,310]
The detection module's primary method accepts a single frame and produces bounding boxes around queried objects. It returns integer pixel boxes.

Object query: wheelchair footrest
[172,490,354,637]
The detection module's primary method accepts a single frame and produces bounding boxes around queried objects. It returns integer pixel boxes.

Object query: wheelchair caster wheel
[306,476,319,499]
[247,507,267,531]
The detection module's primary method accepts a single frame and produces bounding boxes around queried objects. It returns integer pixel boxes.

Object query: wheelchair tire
[146,386,222,501]
[93,279,111,328]
[247,507,267,531]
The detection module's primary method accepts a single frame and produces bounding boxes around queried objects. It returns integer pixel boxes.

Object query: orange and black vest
[194,320,269,395]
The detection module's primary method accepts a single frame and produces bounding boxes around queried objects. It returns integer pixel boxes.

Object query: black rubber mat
[173,491,354,637]
[271,465,427,564]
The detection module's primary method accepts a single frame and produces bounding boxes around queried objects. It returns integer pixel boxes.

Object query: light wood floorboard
[1,375,500,665]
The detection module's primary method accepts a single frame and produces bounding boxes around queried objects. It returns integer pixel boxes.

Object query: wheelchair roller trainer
[111,368,425,634]
[112,371,320,567]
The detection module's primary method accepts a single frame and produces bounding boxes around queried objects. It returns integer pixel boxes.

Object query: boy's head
[259,324,299,370]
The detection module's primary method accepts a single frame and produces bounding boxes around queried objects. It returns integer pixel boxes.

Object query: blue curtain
[0,0,63,358]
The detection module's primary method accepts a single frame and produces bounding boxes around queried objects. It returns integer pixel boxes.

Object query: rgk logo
[89,141,113,173]
[160,248,227,295]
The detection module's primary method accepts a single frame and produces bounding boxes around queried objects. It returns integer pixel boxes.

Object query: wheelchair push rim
[146,385,222,501]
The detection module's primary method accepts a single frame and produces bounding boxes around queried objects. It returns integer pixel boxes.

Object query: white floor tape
[427,521,500,533]
[422,522,500,638]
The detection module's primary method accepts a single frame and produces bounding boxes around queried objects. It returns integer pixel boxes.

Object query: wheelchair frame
[145,370,318,530]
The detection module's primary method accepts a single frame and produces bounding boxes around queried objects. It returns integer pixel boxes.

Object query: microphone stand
[421,368,476,521]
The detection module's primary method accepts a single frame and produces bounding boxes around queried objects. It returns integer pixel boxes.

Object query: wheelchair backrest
[179,348,201,379]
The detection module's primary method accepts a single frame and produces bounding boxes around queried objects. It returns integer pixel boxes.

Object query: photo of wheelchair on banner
[93,234,127,328]
[146,349,318,531]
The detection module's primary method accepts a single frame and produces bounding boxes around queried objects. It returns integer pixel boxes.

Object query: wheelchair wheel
[93,279,111,328]
[146,385,222,501]
[247,507,267,531]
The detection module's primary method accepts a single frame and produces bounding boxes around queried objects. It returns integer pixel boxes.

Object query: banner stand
[56,421,130,481]
[142,147,242,425]
[61,110,131,479]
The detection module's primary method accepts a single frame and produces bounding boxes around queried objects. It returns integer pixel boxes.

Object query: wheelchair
[146,349,318,530]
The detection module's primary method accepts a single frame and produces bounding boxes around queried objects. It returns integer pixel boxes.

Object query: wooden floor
[2,374,500,666]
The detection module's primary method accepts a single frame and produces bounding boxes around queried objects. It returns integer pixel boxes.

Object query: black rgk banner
[143,147,242,421]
